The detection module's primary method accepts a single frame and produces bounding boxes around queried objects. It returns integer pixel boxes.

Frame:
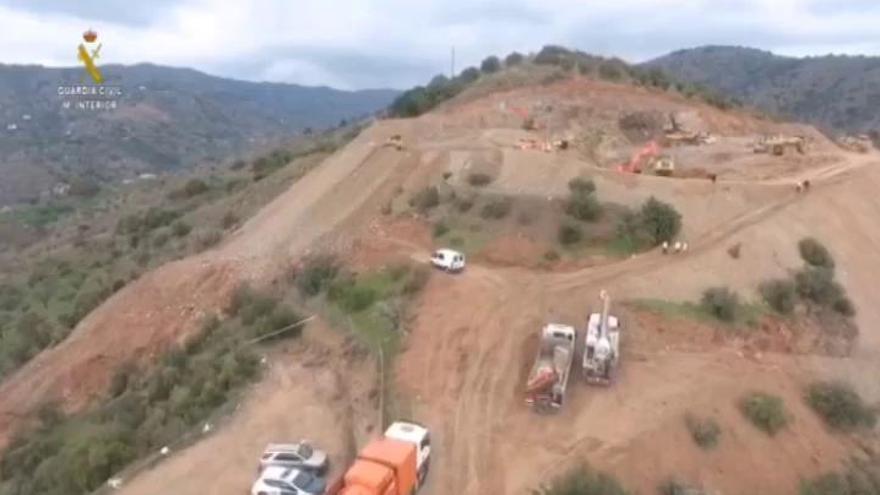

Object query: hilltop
[646,45,880,134]
[0,63,398,205]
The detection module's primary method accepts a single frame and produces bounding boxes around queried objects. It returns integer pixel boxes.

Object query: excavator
[582,290,620,386]
[617,140,659,174]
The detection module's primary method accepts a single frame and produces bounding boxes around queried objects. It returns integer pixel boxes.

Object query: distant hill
[645,46,880,133]
[0,63,398,204]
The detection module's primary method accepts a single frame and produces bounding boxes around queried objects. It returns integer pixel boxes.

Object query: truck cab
[384,421,431,483]
[328,422,431,495]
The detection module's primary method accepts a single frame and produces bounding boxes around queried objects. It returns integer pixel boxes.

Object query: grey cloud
[3,0,183,26]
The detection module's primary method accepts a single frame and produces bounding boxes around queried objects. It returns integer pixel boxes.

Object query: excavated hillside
[2,74,879,495]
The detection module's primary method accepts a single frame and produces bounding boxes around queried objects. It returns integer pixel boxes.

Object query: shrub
[684,414,721,449]
[799,238,835,270]
[544,250,561,262]
[409,186,440,212]
[172,221,192,238]
[566,193,602,222]
[480,199,512,220]
[505,52,525,66]
[195,229,223,250]
[833,297,856,317]
[568,177,596,195]
[402,267,431,295]
[480,55,501,73]
[294,255,339,297]
[433,222,449,238]
[329,278,378,313]
[177,178,209,199]
[806,381,876,430]
[701,287,740,322]
[795,268,843,306]
[458,67,481,83]
[740,392,789,435]
[467,172,494,187]
[536,465,630,495]
[640,197,682,245]
[456,197,474,213]
[221,211,239,229]
[559,223,583,245]
[799,463,880,495]
[760,279,797,314]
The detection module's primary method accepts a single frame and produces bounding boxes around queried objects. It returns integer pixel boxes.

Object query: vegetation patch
[739,391,789,435]
[701,287,740,322]
[805,381,876,431]
[613,197,682,253]
[565,177,602,222]
[798,237,835,270]
[799,459,880,495]
[480,198,512,220]
[294,255,340,297]
[631,297,765,328]
[0,286,305,495]
[467,172,494,187]
[760,278,797,315]
[684,413,721,449]
[409,186,441,213]
[535,464,630,495]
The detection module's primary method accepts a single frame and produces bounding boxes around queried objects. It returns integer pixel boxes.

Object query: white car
[430,248,465,272]
[259,442,328,474]
[251,466,326,495]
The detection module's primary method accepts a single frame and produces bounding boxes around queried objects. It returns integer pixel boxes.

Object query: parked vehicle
[251,466,326,495]
[325,421,431,495]
[259,442,328,474]
[525,323,576,412]
[430,248,465,272]
[582,290,620,386]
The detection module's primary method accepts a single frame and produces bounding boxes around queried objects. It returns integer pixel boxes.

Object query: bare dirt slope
[4,76,879,495]
[117,322,379,495]
[0,121,416,448]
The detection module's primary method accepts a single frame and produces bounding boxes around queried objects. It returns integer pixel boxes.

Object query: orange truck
[326,421,431,495]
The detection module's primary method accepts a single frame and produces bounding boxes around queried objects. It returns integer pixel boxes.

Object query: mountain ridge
[644,45,880,133]
[0,63,399,204]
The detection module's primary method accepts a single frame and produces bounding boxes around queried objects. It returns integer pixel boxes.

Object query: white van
[430,248,465,272]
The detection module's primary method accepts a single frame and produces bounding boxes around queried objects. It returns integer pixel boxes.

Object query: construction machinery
[753,135,806,156]
[650,155,676,176]
[325,421,431,495]
[661,113,714,147]
[582,290,620,386]
[838,135,872,153]
[525,323,576,412]
[385,134,404,151]
[617,140,660,174]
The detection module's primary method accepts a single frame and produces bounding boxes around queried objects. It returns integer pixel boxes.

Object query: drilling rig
[582,290,620,386]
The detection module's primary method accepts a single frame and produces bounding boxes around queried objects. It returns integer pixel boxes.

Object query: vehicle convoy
[251,466,326,495]
[325,421,431,495]
[259,441,328,474]
[582,290,621,386]
[525,323,576,412]
[430,248,466,272]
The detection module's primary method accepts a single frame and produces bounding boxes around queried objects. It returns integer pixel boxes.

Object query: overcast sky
[0,0,878,90]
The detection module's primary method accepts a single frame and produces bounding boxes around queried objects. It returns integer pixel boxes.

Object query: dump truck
[525,323,576,412]
[325,421,431,495]
[582,290,620,386]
